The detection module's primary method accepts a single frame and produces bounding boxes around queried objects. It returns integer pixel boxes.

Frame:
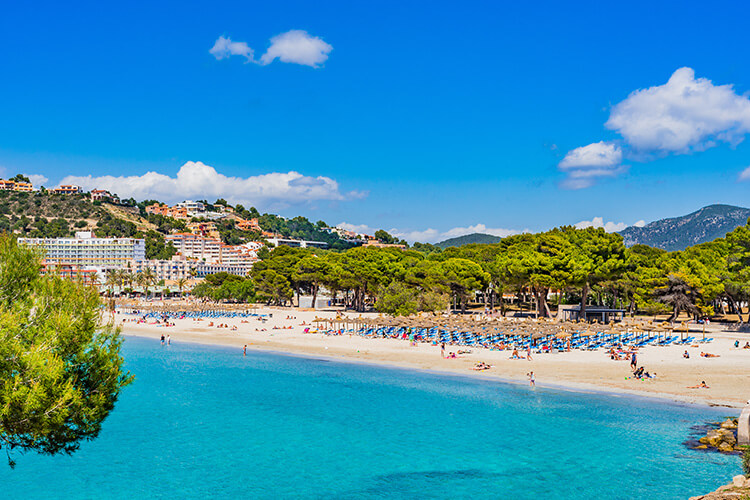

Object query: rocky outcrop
[693,419,741,453]
[689,475,750,499]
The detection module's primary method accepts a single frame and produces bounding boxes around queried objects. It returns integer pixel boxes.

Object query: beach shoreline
[117,306,750,410]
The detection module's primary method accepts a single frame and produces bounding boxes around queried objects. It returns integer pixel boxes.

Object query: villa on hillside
[0,179,35,192]
[51,184,83,195]
[90,189,119,203]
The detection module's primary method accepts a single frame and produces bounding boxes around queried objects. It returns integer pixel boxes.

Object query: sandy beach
[116,305,750,409]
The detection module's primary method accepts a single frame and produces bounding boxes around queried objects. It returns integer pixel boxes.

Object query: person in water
[528,371,535,387]
[243,345,247,356]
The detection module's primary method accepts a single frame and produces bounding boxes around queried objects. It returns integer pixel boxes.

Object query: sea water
[1,336,740,499]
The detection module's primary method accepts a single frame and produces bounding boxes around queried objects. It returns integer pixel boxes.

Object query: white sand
[116,305,750,409]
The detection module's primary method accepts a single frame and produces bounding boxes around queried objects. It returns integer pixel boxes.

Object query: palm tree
[176,277,189,298]
[143,268,157,300]
[88,270,101,289]
[105,269,120,296]
[121,270,134,298]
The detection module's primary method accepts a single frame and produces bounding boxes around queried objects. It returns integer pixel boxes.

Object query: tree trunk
[580,282,589,319]
[667,304,678,323]
[727,295,744,324]
[311,283,318,309]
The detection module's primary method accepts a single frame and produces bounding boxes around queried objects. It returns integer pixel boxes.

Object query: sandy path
[115,306,750,409]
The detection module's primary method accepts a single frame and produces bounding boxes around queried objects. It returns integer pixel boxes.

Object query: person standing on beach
[528,372,535,387]
[526,345,532,361]
[440,342,445,358]
[167,335,171,346]
[630,352,637,370]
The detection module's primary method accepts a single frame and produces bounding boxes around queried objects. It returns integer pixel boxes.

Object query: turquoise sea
[2,336,741,499]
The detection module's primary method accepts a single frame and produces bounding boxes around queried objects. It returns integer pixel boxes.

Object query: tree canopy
[0,237,133,467]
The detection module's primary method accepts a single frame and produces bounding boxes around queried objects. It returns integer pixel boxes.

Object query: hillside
[619,204,750,251]
[0,189,356,255]
[435,233,503,249]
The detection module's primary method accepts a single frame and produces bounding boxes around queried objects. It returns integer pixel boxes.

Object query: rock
[705,430,724,447]
[718,442,734,453]
[721,419,738,429]
[695,444,708,449]
[699,436,711,444]
[733,475,747,487]
[717,429,737,446]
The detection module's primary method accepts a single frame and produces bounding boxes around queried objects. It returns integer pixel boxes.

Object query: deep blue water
[2,336,740,499]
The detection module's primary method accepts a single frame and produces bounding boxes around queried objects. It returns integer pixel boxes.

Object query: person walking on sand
[630,352,637,370]
[441,342,445,358]
[526,345,532,361]
[528,371,535,387]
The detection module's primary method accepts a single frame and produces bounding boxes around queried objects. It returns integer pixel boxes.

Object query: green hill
[0,188,355,255]
[619,204,750,251]
[435,233,503,249]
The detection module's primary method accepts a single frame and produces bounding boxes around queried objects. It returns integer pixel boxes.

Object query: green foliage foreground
[0,237,133,467]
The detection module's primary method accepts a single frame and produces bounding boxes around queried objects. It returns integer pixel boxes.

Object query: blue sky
[2,0,750,242]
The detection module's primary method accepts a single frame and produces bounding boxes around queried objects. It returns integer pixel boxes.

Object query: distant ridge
[619,204,750,251]
[435,233,502,249]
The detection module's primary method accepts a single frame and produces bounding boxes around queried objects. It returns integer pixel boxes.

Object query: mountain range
[618,204,750,251]
[435,204,750,251]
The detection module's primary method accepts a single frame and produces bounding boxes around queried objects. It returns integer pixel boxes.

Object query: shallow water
[2,336,740,499]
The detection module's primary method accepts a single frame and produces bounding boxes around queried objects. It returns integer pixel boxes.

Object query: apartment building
[130,256,250,281]
[166,233,257,263]
[166,233,222,262]
[19,231,146,270]
[0,179,34,191]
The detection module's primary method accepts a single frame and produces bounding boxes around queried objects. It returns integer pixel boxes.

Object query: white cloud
[259,30,332,67]
[336,222,522,244]
[26,174,49,187]
[209,36,254,62]
[210,30,332,68]
[738,166,750,182]
[558,141,625,189]
[560,68,750,189]
[574,217,630,233]
[60,161,354,207]
[337,222,373,234]
[633,220,646,228]
[606,67,750,154]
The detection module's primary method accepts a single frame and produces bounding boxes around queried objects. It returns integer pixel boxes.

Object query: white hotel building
[19,231,146,270]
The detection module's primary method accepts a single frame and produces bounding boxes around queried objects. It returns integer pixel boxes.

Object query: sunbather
[687,381,709,389]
